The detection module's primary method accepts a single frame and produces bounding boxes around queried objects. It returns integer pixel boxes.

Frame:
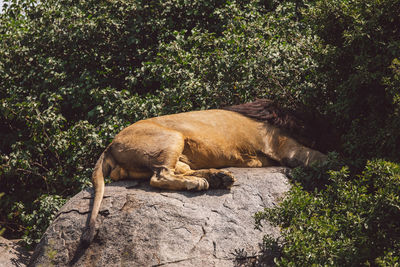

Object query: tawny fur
[82,104,326,246]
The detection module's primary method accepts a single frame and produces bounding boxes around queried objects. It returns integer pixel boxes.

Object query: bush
[12,195,67,248]
[302,0,400,163]
[255,159,400,266]
[139,1,326,113]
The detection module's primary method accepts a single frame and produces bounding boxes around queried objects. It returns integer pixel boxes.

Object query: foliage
[139,1,325,112]
[255,160,400,266]
[11,195,66,248]
[302,0,400,163]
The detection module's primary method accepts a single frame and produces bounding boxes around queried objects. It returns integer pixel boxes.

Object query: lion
[81,99,326,246]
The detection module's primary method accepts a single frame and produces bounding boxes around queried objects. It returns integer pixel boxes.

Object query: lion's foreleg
[282,145,326,167]
[277,139,326,167]
[265,128,327,167]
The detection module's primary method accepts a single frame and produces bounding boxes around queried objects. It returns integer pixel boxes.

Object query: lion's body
[113,110,272,173]
[82,106,326,246]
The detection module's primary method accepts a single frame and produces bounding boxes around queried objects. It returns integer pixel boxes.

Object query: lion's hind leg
[112,121,211,191]
[109,165,152,181]
[110,160,210,191]
[150,167,209,191]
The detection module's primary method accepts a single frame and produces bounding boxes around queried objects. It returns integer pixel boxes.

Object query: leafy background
[0,0,399,265]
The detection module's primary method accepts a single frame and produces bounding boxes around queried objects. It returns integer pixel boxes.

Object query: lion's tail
[81,149,113,247]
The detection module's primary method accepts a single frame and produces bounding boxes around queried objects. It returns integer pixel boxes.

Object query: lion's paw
[195,178,209,191]
[207,171,236,189]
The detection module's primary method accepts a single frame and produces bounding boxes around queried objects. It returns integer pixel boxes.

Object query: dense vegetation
[0,0,399,264]
[256,156,400,266]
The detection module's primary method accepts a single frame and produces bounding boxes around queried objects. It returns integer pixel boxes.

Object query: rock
[29,167,290,267]
[0,237,32,267]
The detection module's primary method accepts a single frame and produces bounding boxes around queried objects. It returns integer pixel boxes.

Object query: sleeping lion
[82,99,327,246]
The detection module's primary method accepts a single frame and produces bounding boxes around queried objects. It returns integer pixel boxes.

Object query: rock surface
[29,167,290,267]
[0,237,31,267]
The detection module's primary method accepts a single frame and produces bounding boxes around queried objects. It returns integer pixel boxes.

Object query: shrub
[11,195,67,248]
[255,159,400,266]
[302,0,400,163]
[139,1,326,113]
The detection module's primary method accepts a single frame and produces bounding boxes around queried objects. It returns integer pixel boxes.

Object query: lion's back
[147,110,265,168]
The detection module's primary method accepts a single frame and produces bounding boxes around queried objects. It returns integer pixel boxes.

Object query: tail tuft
[81,223,95,248]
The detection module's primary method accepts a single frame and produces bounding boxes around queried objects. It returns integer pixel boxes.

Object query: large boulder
[29,167,290,266]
